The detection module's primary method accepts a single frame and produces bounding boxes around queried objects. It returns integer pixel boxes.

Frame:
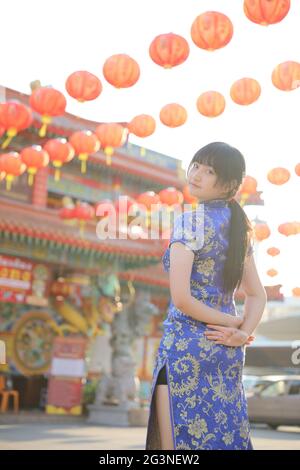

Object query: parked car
[247,375,300,429]
[242,375,260,392]
[243,375,272,394]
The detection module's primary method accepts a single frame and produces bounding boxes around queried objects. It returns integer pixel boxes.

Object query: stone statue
[95,356,138,407]
[94,289,159,408]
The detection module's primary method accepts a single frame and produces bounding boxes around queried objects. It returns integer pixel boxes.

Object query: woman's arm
[238,253,267,336]
[169,242,243,328]
[204,253,267,347]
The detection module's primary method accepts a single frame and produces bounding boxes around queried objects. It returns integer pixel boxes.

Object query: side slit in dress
[145,360,176,449]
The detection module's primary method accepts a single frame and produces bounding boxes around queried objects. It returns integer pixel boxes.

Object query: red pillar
[32,167,48,208]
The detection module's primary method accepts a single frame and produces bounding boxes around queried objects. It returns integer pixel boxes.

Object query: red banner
[46,336,87,415]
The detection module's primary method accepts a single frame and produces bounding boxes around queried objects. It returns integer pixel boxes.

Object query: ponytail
[222,199,253,295]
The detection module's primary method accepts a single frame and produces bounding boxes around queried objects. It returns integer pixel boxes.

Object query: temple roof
[0,197,165,271]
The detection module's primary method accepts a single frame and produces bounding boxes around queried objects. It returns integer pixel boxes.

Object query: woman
[145,142,267,450]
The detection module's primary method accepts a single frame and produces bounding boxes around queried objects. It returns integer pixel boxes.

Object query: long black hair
[187,142,253,296]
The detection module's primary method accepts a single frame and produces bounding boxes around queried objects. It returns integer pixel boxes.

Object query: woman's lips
[189,182,201,189]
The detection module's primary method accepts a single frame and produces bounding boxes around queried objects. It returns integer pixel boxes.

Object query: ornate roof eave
[0,197,164,271]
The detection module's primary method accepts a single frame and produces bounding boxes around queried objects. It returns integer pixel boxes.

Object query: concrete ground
[0,423,299,450]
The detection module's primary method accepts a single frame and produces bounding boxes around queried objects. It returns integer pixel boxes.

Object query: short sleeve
[168,210,205,253]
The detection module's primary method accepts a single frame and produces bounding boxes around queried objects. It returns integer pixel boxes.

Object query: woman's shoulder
[172,208,205,249]
[162,209,205,272]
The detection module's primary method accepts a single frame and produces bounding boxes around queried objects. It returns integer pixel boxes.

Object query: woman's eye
[191,163,213,173]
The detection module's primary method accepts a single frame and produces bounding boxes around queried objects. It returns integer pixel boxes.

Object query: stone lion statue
[95,356,139,407]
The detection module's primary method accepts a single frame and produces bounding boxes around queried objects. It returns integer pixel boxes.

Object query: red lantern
[136,191,160,227]
[159,103,187,127]
[254,222,271,241]
[73,202,95,236]
[272,61,300,91]
[278,222,299,236]
[65,71,102,102]
[267,269,278,277]
[20,145,49,186]
[267,247,280,257]
[295,163,300,177]
[95,123,128,165]
[43,138,75,181]
[278,222,289,236]
[295,222,300,234]
[267,167,290,185]
[103,54,140,88]
[240,176,257,194]
[69,130,100,173]
[136,191,160,210]
[59,207,75,221]
[159,187,184,208]
[191,11,233,51]
[149,33,190,68]
[136,194,158,216]
[196,91,225,118]
[244,0,290,26]
[73,202,95,220]
[127,114,156,138]
[292,287,300,297]
[0,152,26,190]
[30,87,67,137]
[0,101,33,148]
[238,175,258,206]
[230,78,261,105]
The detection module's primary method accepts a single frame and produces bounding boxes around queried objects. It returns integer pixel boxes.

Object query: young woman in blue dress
[150,142,267,450]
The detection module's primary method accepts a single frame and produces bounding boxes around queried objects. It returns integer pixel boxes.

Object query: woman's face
[187,161,230,202]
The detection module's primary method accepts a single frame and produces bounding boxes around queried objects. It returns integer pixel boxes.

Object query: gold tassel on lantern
[53,161,62,182]
[39,115,52,137]
[104,146,114,166]
[78,153,88,173]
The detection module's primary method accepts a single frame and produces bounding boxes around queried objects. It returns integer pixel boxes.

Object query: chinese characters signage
[0,255,50,305]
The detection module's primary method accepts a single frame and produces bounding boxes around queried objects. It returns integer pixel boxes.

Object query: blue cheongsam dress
[145,198,254,450]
